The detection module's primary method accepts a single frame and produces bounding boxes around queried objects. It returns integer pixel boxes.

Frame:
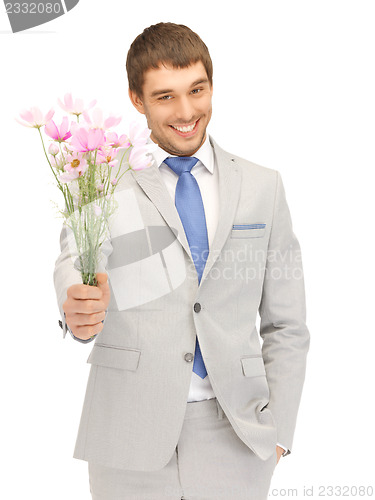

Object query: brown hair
[126,22,213,98]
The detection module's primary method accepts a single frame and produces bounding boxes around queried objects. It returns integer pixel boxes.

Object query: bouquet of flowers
[17,93,155,286]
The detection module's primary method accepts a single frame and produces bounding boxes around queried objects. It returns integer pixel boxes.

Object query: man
[55,22,310,500]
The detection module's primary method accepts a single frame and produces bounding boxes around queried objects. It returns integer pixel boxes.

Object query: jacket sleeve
[259,170,310,455]
[53,221,113,341]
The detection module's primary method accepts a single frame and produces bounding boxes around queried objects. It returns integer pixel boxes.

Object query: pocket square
[232,223,266,230]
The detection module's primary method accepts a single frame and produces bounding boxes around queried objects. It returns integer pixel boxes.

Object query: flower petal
[19,109,34,123]
[44,108,55,123]
[44,119,59,139]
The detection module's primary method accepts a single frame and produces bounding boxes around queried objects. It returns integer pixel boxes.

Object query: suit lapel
[201,136,242,285]
[131,135,242,287]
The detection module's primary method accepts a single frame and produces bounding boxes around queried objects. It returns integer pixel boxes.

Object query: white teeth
[172,121,196,133]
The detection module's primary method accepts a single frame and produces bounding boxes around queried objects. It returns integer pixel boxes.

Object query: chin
[176,134,206,154]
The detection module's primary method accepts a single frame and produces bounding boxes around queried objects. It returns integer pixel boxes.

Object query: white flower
[48,143,60,156]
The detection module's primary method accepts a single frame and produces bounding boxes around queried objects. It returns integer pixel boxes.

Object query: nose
[174,96,195,123]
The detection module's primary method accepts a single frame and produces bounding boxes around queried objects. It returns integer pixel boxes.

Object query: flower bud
[48,143,60,156]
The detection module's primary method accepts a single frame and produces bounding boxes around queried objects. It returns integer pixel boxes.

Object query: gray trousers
[88,397,277,500]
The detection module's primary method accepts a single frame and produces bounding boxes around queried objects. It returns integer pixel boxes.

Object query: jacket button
[193,302,201,313]
[184,353,194,362]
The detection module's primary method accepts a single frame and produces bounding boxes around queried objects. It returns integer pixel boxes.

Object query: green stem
[116,165,131,184]
[38,128,68,209]
[116,146,130,177]
[58,141,67,163]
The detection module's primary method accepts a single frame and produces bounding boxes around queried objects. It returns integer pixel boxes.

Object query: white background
[1,1,374,498]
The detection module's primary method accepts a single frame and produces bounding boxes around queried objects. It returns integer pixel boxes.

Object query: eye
[191,88,202,95]
[159,95,172,101]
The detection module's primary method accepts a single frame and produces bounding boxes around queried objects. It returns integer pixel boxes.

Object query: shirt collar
[148,134,214,173]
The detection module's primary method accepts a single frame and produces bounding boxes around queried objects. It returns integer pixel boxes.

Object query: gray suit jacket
[53,135,310,471]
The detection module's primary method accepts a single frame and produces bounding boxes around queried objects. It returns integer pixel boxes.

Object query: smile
[169,119,199,136]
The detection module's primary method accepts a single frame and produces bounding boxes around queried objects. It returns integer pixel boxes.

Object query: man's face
[129,60,213,157]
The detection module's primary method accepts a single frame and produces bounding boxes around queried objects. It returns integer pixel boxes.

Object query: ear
[128,88,145,114]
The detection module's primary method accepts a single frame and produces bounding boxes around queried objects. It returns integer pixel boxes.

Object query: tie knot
[163,156,199,176]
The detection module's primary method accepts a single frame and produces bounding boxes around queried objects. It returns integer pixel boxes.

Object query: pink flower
[96,147,118,168]
[16,107,54,129]
[82,108,121,130]
[69,127,106,152]
[59,171,78,183]
[129,145,154,171]
[105,131,131,148]
[58,93,96,117]
[44,116,72,142]
[68,121,80,136]
[59,152,88,183]
[128,120,152,147]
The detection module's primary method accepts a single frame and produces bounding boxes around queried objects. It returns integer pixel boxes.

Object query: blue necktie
[163,156,208,379]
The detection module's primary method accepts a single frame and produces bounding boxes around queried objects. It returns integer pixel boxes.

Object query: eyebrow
[150,78,209,98]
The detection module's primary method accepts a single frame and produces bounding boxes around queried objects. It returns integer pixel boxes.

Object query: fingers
[73,321,105,340]
[63,278,110,341]
[63,309,106,340]
[66,298,106,315]
[67,283,102,300]
[95,272,111,309]
[96,272,108,287]
[65,282,107,314]
[71,311,106,326]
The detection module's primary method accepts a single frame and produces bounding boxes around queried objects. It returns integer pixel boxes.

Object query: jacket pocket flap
[231,224,266,239]
[87,343,141,371]
[241,356,266,377]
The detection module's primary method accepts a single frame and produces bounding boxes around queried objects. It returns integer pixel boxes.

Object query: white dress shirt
[150,135,218,403]
[150,135,288,456]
